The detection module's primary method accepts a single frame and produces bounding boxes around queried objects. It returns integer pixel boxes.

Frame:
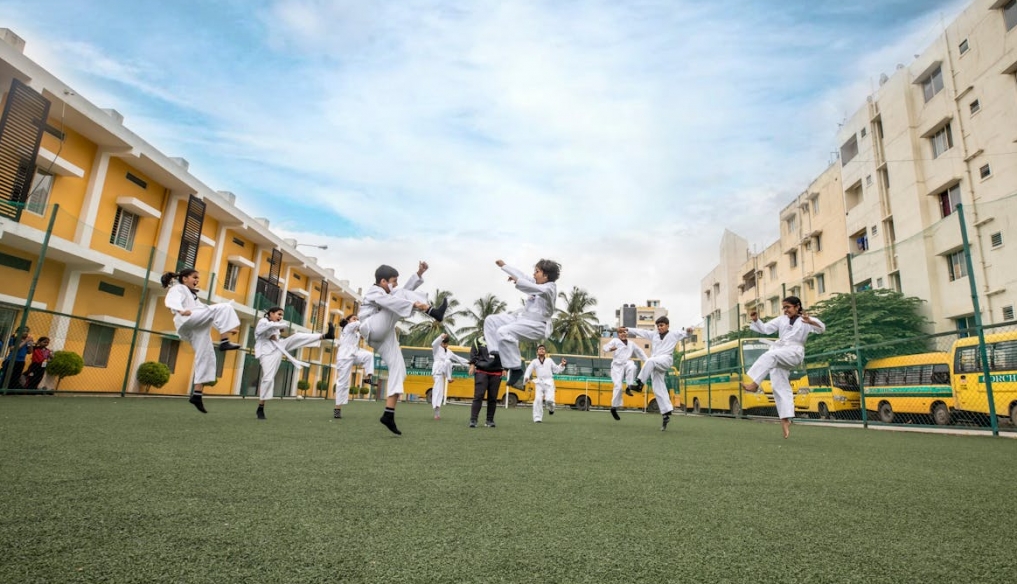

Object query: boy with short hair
[332,315,374,420]
[523,344,566,423]
[603,328,649,420]
[621,316,691,431]
[430,333,469,420]
[358,261,447,435]
[483,259,560,390]
[254,306,335,419]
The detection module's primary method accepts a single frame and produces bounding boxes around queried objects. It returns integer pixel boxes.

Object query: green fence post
[2,204,58,395]
[956,204,998,436]
[705,313,712,415]
[847,253,868,428]
[120,246,157,397]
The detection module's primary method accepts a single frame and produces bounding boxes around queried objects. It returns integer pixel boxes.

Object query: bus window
[833,370,858,391]
[992,341,1017,371]
[930,364,949,384]
[808,369,831,386]
[904,365,930,385]
[955,346,978,374]
[741,342,769,369]
[885,367,906,386]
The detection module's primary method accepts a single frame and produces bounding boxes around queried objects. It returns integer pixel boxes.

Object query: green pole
[206,272,216,302]
[735,302,742,419]
[705,313,712,415]
[2,204,58,394]
[846,254,868,427]
[956,204,998,436]
[120,246,157,397]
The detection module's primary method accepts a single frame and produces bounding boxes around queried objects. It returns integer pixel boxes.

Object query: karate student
[161,269,241,413]
[333,315,375,420]
[253,306,335,420]
[482,259,560,390]
[358,261,447,435]
[742,296,825,439]
[621,317,691,431]
[603,328,649,421]
[429,333,469,420]
[523,344,566,423]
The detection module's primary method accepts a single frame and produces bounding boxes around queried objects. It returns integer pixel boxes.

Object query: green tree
[401,288,468,346]
[551,287,600,355]
[455,294,507,347]
[805,289,932,361]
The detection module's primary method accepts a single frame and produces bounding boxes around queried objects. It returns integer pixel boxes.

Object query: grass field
[1,395,1015,583]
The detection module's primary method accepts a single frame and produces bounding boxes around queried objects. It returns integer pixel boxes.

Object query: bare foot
[782,420,791,439]
[741,382,759,393]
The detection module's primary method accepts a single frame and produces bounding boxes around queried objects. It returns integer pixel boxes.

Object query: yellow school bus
[535,353,667,412]
[678,339,796,416]
[794,362,861,419]
[949,330,1017,426]
[862,352,954,425]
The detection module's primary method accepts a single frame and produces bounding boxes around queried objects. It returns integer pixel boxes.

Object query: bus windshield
[741,341,770,370]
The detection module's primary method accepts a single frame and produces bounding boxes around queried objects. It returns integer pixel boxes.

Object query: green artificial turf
[0,396,1014,583]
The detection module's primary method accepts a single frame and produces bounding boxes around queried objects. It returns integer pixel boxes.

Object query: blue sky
[2,0,966,325]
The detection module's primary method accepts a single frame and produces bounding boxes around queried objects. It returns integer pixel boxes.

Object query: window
[866,175,873,187]
[768,265,777,280]
[814,235,823,252]
[811,197,819,216]
[871,224,878,238]
[1006,0,1017,31]
[232,237,246,247]
[806,279,814,290]
[876,277,884,288]
[930,124,953,158]
[890,272,902,292]
[853,231,869,253]
[939,184,961,217]
[979,164,992,179]
[0,252,31,271]
[1003,306,1015,321]
[922,66,944,102]
[947,250,967,281]
[26,170,53,215]
[840,135,859,164]
[769,298,779,314]
[816,274,826,294]
[879,168,890,190]
[786,214,797,234]
[970,99,981,114]
[991,232,1003,248]
[860,127,867,138]
[804,240,812,252]
[955,316,976,339]
[159,338,180,374]
[110,207,139,251]
[855,279,872,292]
[789,250,798,269]
[790,286,801,298]
[845,181,863,211]
[224,263,240,292]
[959,39,969,54]
[83,324,115,368]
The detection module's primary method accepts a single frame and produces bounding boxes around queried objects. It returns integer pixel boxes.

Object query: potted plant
[297,379,311,397]
[316,379,329,396]
[358,386,370,400]
[136,361,171,393]
[46,351,84,390]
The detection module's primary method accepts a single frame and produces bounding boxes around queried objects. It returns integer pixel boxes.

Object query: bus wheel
[1011,404,1017,427]
[507,393,519,408]
[730,397,741,417]
[575,395,590,411]
[818,402,830,420]
[692,398,700,414]
[425,389,433,403]
[932,403,951,426]
[877,402,894,423]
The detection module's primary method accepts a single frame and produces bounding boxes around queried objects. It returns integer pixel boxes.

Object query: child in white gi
[253,306,335,420]
[524,344,566,423]
[430,333,469,420]
[742,295,825,439]
[333,315,374,420]
[161,269,241,413]
[358,261,447,435]
[483,259,560,390]
[621,316,691,431]
[603,328,648,421]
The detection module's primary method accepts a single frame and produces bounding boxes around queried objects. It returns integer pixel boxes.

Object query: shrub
[46,351,84,390]
[316,380,329,392]
[358,386,370,397]
[297,380,311,393]
[136,361,171,392]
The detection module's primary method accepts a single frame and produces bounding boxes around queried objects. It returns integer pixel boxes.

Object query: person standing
[253,307,335,420]
[23,336,52,390]
[468,337,502,428]
[430,333,469,420]
[161,269,242,413]
[603,329,648,421]
[742,296,825,439]
[621,317,691,431]
[523,344,566,423]
[332,315,374,420]
[1,327,33,389]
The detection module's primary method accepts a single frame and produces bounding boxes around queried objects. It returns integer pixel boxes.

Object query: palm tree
[455,294,508,347]
[551,287,601,355]
[400,289,468,346]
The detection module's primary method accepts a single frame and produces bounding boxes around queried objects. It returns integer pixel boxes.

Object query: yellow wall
[23,126,97,240]
[71,274,146,322]
[88,158,166,267]
[0,246,65,308]
[214,229,255,303]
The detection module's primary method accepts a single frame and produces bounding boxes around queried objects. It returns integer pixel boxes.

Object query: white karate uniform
[253,318,322,401]
[430,336,469,409]
[524,356,564,422]
[164,284,241,386]
[358,272,428,397]
[604,337,649,408]
[483,264,556,370]
[746,315,826,419]
[627,327,688,416]
[334,320,374,407]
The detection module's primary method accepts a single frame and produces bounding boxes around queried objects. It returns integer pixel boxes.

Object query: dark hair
[339,317,350,328]
[161,268,198,288]
[374,265,398,284]
[656,316,670,325]
[37,337,50,343]
[535,259,561,282]
[441,336,450,344]
[265,306,283,316]
[782,296,803,311]
[537,344,546,350]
